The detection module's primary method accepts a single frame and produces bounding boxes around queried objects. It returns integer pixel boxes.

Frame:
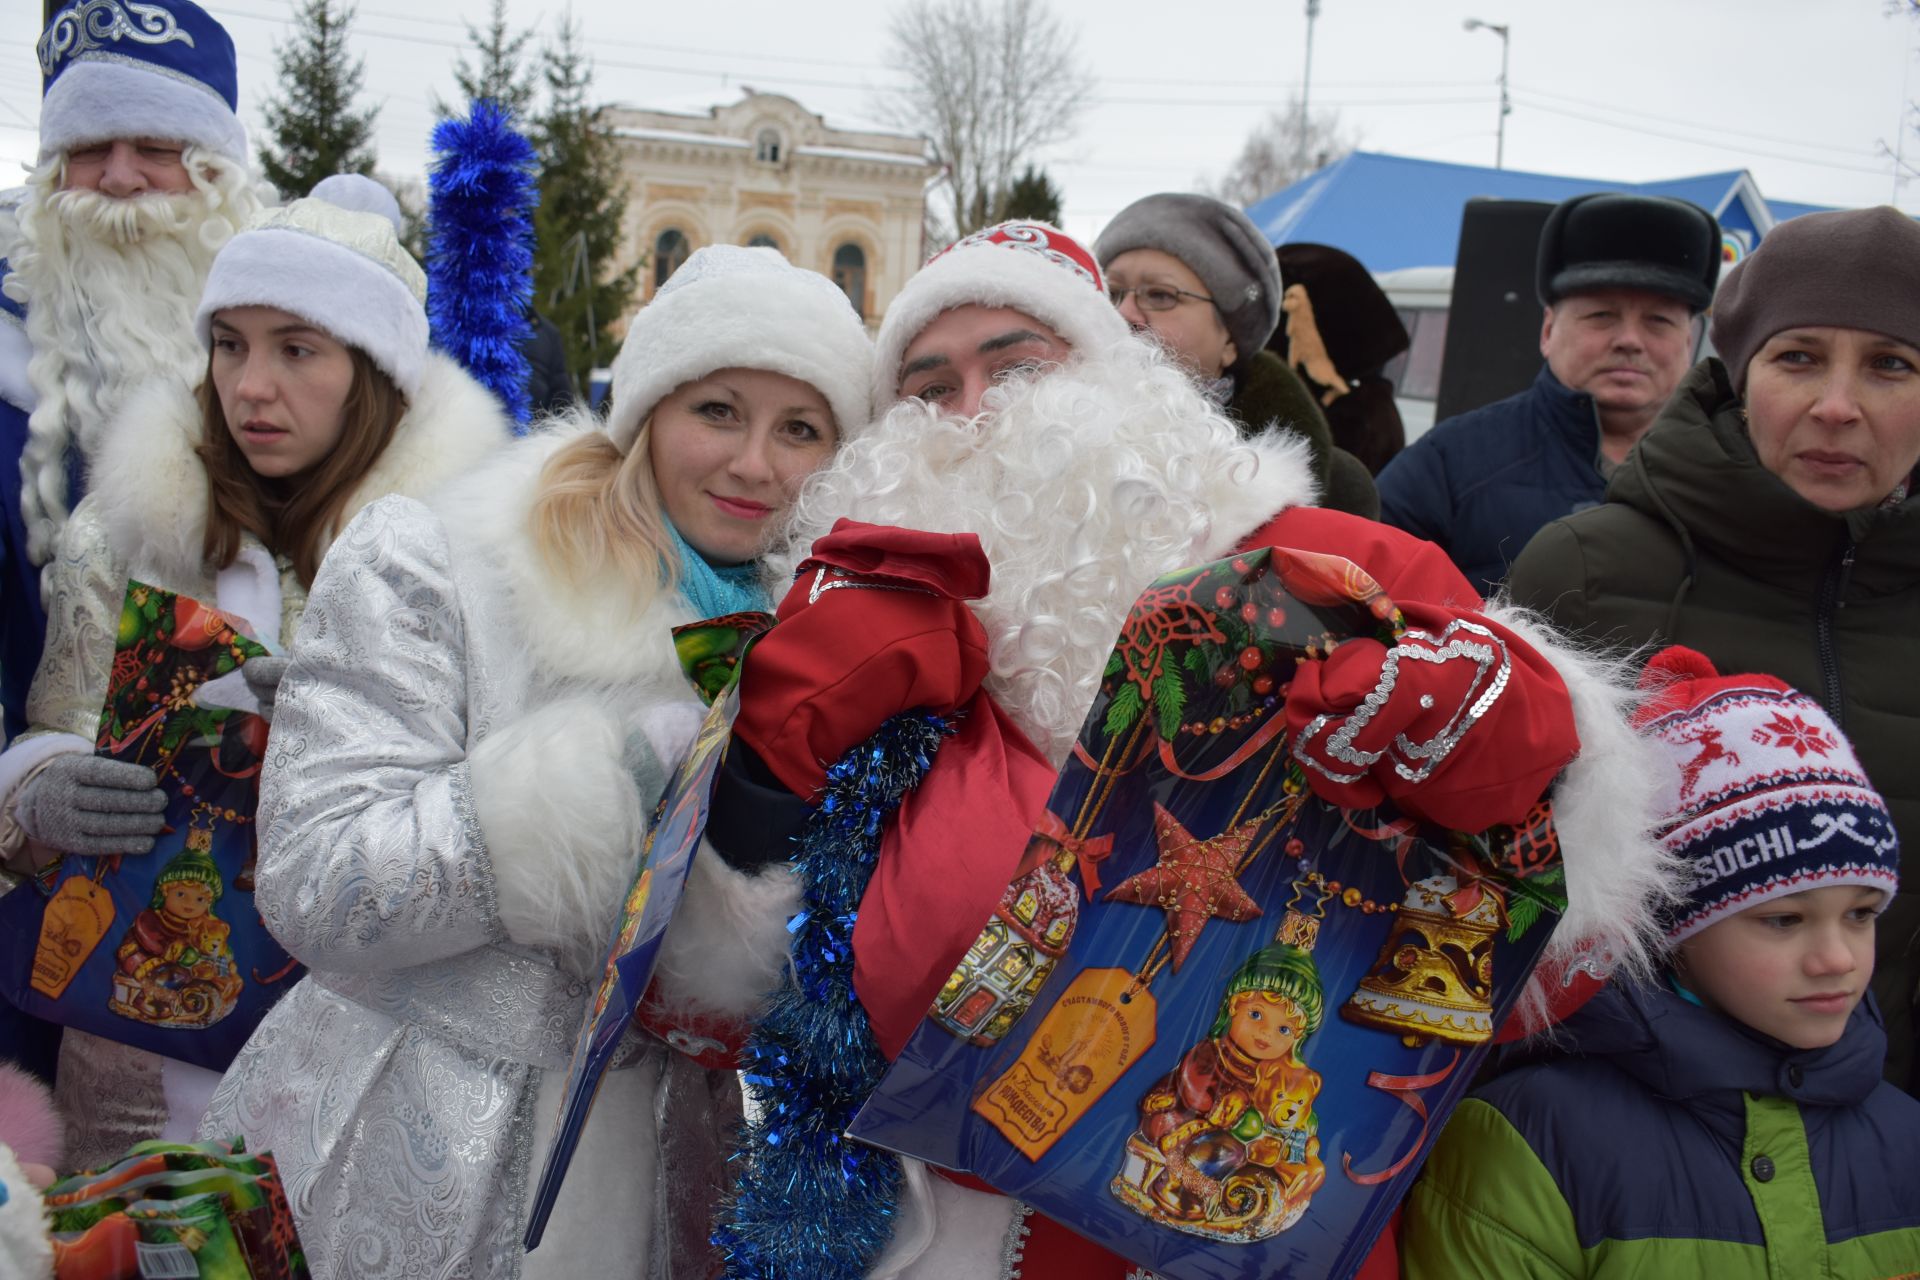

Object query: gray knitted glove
[241,655,291,723]
[14,754,166,855]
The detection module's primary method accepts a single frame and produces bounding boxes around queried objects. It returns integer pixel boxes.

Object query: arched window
[746,233,780,252]
[654,228,690,290]
[832,242,867,320]
[755,128,782,164]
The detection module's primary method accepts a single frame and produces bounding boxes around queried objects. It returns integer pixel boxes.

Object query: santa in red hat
[654,223,1673,1279]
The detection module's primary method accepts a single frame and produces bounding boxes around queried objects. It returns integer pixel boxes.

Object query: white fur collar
[429,420,696,687]
[89,350,510,587]
[1197,427,1322,562]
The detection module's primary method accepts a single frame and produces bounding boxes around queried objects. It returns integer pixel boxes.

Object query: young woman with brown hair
[0,176,510,1168]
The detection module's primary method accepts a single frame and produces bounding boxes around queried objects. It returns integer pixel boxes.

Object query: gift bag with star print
[849,548,1569,1280]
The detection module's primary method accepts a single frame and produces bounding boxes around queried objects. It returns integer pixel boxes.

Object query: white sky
[4,0,1913,249]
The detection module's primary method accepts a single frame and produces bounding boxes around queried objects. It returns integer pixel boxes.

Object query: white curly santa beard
[9,149,264,563]
[774,339,1266,767]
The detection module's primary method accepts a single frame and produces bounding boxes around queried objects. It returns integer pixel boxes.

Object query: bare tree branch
[1204,99,1359,209]
[882,0,1094,239]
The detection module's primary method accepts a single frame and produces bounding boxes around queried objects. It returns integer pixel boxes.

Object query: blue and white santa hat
[37,0,245,165]
[1635,646,1900,943]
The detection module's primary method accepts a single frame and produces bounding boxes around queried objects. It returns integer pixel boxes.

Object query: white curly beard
[772,339,1279,766]
[7,147,266,563]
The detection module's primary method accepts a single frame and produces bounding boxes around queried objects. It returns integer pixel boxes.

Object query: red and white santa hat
[1634,646,1900,943]
[873,221,1132,407]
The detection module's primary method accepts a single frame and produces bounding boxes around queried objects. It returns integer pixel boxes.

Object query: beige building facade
[606,92,933,326]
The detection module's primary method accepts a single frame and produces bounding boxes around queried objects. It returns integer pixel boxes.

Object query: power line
[1513,96,1892,176]
[1513,82,1882,159]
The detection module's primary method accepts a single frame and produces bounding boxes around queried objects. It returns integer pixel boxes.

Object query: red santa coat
[729,508,1584,1280]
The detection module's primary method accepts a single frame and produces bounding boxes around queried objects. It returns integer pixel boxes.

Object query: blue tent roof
[1245,152,1836,272]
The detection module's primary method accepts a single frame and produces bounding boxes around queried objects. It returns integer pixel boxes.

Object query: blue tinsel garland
[425,99,537,430]
[715,711,955,1279]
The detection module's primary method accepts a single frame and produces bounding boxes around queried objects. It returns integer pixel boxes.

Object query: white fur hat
[194,186,430,396]
[873,221,1131,406]
[37,0,246,165]
[607,244,872,452]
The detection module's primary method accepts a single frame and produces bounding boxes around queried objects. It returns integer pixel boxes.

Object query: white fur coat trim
[470,696,650,975]
[1197,427,1322,562]
[650,840,803,1020]
[869,1160,1018,1280]
[429,421,699,688]
[0,1143,52,1280]
[1483,601,1681,993]
[88,350,506,596]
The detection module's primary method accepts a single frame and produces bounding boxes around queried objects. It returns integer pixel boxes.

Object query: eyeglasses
[1108,283,1214,312]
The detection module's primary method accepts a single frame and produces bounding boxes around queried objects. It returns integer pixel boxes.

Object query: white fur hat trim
[872,235,1132,407]
[39,58,246,165]
[608,245,872,452]
[194,199,429,397]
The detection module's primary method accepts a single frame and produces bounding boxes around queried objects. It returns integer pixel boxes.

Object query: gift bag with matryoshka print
[849,547,1570,1280]
[1,582,300,1071]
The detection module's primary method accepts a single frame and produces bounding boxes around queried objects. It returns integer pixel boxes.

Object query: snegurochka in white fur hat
[0,172,514,1173]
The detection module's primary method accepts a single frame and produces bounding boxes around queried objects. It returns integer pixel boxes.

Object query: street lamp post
[1298,0,1322,175]
[1464,18,1511,170]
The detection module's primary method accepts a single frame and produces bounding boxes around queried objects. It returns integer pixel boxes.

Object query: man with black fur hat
[1375,192,1719,594]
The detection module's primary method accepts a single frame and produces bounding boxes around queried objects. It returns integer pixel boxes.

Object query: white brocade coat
[0,351,510,1171]
[200,430,790,1280]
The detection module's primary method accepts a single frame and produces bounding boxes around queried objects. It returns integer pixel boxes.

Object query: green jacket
[1227,350,1379,521]
[1508,357,1920,1092]
[1402,980,1920,1279]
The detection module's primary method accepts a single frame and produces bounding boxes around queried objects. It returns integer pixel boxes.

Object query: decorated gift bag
[43,1138,309,1279]
[847,548,1569,1280]
[0,583,299,1071]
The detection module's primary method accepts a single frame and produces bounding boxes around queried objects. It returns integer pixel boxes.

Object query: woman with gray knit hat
[1509,203,1920,1096]
[1094,192,1379,518]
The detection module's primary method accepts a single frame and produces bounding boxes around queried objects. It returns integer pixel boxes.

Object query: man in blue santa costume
[0,0,262,1108]
[2,0,263,745]
[663,223,1673,1278]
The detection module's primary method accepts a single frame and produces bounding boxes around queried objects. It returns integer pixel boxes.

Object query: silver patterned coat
[201,428,802,1280]
[0,351,509,1171]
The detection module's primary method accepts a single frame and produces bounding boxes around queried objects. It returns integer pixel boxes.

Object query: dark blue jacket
[1403,979,1920,1277]
[1,267,44,745]
[1376,364,1605,597]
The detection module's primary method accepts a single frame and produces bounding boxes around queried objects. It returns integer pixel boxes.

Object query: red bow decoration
[1028,809,1117,899]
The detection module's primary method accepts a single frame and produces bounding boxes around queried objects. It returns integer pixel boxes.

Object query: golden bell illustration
[1340,874,1504,1048]
[933,821,1109,1046]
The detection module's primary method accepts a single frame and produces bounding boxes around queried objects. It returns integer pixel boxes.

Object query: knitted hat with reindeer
[1634,647,1899,943]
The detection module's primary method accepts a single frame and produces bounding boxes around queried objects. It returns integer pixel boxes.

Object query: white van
[1372,266,1452,445]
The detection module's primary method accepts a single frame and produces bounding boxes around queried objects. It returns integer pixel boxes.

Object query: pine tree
[258,0,378,197]
[996,165,1063,225]
[437,0,537,122]
[530,13,636,392]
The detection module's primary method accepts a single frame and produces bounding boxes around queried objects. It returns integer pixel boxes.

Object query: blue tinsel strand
[425,99,537,430]
[716,711,954,1280]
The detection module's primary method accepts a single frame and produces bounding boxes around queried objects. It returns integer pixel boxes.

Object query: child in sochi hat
[1401,647,1920,1278]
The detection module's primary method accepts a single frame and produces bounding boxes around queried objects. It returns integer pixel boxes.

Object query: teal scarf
[669,523,773,619]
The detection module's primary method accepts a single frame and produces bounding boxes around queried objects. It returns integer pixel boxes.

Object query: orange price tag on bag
[973,966,1157,1161]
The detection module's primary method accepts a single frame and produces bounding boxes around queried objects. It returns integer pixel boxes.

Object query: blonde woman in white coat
[0,178,511,1171]
[200,246,874,1279]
